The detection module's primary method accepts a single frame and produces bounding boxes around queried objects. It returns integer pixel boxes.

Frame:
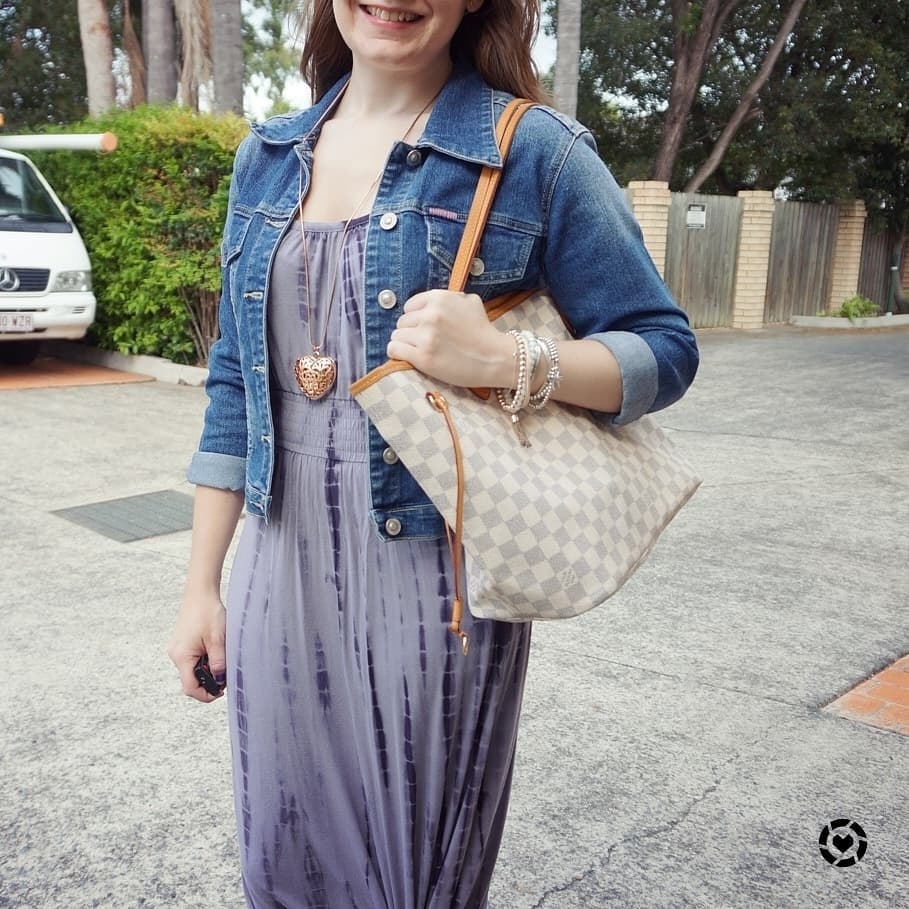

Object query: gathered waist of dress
[272,389,368,461]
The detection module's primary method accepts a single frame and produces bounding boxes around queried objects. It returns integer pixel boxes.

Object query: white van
[0,148,96,364]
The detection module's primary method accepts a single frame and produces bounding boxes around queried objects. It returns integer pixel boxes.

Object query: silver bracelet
[521,330,543,385]
[496,330,532,446]
[496,329,532,413]
[527,335,561,410]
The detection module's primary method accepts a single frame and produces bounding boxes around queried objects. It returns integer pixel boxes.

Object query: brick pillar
[627,180,671,278]
[731,190,775,330]
[827,200,868,311]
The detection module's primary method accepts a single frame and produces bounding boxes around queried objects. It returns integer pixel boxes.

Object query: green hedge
[31,107,248,365]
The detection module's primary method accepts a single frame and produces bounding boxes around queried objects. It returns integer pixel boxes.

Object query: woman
[168,1,699,906]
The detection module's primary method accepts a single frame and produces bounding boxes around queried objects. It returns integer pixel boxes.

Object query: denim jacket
[188,64,699,539]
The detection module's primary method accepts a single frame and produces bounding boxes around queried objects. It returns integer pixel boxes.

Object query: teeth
[366,6,418,22]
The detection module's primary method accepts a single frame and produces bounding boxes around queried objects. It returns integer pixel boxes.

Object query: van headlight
[52,270,93,292]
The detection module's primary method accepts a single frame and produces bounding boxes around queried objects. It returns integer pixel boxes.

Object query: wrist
[483,330,519,388]
[183,572,223,601]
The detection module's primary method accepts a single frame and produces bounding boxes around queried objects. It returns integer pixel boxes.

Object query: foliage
[31,107,247,364]
[833,295,880,322]
[3,1,305,125]
[243,0,303,116]
[549,0,909,238]
[0,0,88,128]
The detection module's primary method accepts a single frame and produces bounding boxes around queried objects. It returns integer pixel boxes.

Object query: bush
[835,294,880,322]
[32,107,248,364]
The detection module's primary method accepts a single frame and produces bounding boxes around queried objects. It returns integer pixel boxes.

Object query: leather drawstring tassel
[428,391,469,656]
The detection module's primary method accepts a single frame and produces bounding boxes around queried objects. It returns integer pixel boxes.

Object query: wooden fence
[664,193,742,328]
[858,222,895,311]
[643,185,904,328]
[763,202,839,322]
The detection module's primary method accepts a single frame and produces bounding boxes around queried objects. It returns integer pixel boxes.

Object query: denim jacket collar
[249,63,505,168]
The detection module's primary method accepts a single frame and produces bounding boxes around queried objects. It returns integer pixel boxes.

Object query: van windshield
[0,157,73,233]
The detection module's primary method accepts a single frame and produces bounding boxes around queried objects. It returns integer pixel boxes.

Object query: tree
[556,0,848,193]
[684,0,808,191]
[652,0,744,182]
[174,0,211,108]
[145,0,178,104]
[3,0,297,123]
[211,0,244,114]
[77,0,116,115]
[0,0,88,128]
[565,0,908,308]
[552,0,582,117]
[119,0,147,106]
[242,0,302,115]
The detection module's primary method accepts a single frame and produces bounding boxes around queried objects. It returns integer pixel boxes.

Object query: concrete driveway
[1,326,907,908]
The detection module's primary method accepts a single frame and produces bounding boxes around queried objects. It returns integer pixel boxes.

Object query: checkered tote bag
[351,100,700,651]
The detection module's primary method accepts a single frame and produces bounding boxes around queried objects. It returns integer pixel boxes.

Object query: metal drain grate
[53,490,194,542]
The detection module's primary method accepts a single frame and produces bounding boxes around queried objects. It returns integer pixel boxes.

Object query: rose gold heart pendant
[294,351,337,400]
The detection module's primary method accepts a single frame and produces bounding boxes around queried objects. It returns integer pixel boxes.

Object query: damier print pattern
[225,218,532,909]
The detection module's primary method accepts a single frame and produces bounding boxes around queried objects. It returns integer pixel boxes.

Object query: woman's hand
[387,290,514,388]
[167,589,227,703]
[168,486,243,703]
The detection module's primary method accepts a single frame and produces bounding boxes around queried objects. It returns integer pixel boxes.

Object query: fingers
[388,291,504,384]
[167,626,227,703]
[401,289,480,315]
[392,291,477,347]
[401,292,431,313]
[206,639,228,690]
[171,647,218,703]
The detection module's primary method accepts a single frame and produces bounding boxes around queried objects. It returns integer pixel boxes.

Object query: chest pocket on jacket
[427,212,537,295]
[221,208,253,268]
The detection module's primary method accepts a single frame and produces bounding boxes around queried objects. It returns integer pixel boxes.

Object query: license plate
[0,313,34,332]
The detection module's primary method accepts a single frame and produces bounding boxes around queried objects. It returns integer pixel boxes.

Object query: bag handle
[447,98,536,293]
[433,98,535,654]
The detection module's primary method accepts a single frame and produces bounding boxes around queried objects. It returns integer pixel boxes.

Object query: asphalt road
[1,325,908,908]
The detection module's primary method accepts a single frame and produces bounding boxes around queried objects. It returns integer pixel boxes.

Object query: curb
[791,313,909,330]
[42,340,209,387]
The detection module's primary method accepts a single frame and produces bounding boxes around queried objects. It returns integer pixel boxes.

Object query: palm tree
[553,0,581,118]
[174,0,211,108]
[77,0,116,115]
[210,0,244,115]
[144,0,179,104]
[161,0,243,113]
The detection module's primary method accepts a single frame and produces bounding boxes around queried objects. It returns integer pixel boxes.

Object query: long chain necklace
[293,90,441,400]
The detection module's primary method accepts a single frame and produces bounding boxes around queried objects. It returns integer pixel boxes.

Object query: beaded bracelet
[495,329,532,446]
[527,335,561,410]
[496,329,531,412]
[521,330,543,386]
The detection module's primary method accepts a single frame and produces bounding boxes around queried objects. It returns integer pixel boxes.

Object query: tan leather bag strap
[448,98,535,293]
[425,391,469,655]
[433,98,535,654]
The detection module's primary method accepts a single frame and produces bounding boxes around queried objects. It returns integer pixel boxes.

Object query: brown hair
[298,1,547,104]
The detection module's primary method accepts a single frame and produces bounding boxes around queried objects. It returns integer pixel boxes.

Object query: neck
[337,60,452,119]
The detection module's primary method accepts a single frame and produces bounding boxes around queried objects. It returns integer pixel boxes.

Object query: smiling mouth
[364,6,420,23]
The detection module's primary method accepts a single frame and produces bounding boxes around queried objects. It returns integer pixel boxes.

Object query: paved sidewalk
[1,326,907,908]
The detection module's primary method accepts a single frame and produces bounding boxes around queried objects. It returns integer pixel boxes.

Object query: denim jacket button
[384,517,402,536]
[469,257,485,276]
[379,212,398,230]
[382,447,399,465]
[405,149,423,167]
[378,289,397,309]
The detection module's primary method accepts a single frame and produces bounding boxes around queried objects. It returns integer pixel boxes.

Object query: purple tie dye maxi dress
[224,216,533,909]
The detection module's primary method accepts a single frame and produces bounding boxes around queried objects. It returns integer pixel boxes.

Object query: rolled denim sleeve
[587,330,659,425]
[187,450,246,490]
